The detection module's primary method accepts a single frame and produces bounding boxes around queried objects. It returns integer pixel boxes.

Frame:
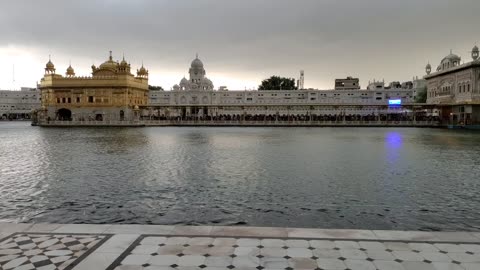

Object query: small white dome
[441,53,460,63]
[191,58,204,68]
[180,77,189,85]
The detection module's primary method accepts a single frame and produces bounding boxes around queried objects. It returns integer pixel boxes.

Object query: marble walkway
[0,223,479,270]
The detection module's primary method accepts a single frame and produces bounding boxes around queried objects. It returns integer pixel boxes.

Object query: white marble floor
[0,223,479,270]
[108,236,480,270]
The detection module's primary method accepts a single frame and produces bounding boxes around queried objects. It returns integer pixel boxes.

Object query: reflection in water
[384,131,403,167]
[385,131,403,149]
[1,122,480,231]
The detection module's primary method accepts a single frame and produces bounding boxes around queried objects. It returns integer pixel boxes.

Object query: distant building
[34,53,433,126]
[335,76,360,90]
[37,52,149,122]
[172,54,214,91]
[0,87,40,119]
[366,78,424,100]
[424,45,480,125]
[146,56,419,119]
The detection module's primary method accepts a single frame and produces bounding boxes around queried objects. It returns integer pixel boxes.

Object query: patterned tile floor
[107,235,480,270]
[1,224,480,270]
[0,233,110,270]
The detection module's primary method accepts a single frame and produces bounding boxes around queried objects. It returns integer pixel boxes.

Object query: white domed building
[424,45,480,126]
[173,55,214,91]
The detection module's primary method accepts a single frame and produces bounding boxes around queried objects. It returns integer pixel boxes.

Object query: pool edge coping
[1,223,479,243]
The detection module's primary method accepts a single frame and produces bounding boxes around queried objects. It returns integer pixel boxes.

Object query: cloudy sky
[0,0,478,90]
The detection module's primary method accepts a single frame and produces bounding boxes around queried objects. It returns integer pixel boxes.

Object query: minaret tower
[298,70,305,90]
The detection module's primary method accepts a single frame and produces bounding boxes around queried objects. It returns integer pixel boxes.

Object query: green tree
[258,76,297,90]
[148,85,164,91]
[415,86,427,103]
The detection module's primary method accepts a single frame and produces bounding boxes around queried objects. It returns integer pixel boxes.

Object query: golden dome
[46,60,54,69]
[137,64,148,77]
[120,56,128,66]
[99,59,118,70]
[99,51,118,70]
[66,65,75,76]
[45,56,56,74]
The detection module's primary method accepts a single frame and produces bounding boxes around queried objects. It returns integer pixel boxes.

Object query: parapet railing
[143,120,440,126]
[33,120,441,127]
[34,120,142,126]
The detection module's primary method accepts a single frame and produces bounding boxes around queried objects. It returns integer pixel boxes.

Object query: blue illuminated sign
[388,99,401,106]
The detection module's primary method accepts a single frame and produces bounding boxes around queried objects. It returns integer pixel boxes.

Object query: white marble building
[172,54,214,91]
[0,87,40,119]
[424,45,480,125]
[147,56,423,119]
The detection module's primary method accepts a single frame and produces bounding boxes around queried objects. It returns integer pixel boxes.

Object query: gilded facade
[38,52,149,121]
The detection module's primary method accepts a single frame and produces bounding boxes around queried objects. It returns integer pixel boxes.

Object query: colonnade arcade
[140,105,440,122]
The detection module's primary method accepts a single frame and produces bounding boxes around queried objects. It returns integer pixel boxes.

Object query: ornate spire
[137,61,148,78]
[45,55,55,74]
[120,53,128,66]
[66,61,75,77]
[109,50,113,61]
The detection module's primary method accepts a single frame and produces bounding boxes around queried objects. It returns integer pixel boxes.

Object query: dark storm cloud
[0,0,479,89]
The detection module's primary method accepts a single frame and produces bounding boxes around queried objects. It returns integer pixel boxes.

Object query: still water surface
[1,122,479,231]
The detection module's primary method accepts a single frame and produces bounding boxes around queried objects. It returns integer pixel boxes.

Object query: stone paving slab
[106,235,480,270]
[0,223,479,270]
[2,223,480,243]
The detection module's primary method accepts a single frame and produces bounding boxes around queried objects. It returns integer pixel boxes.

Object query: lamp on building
[472,45,479,61]
[425,62,431,75]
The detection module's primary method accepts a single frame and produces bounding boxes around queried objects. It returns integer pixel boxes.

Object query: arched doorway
[57,108,72,121]
[120,110,125,121]
[95,114,103,121]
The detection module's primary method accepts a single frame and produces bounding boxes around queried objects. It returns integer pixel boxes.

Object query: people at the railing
[139,113,439,122]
